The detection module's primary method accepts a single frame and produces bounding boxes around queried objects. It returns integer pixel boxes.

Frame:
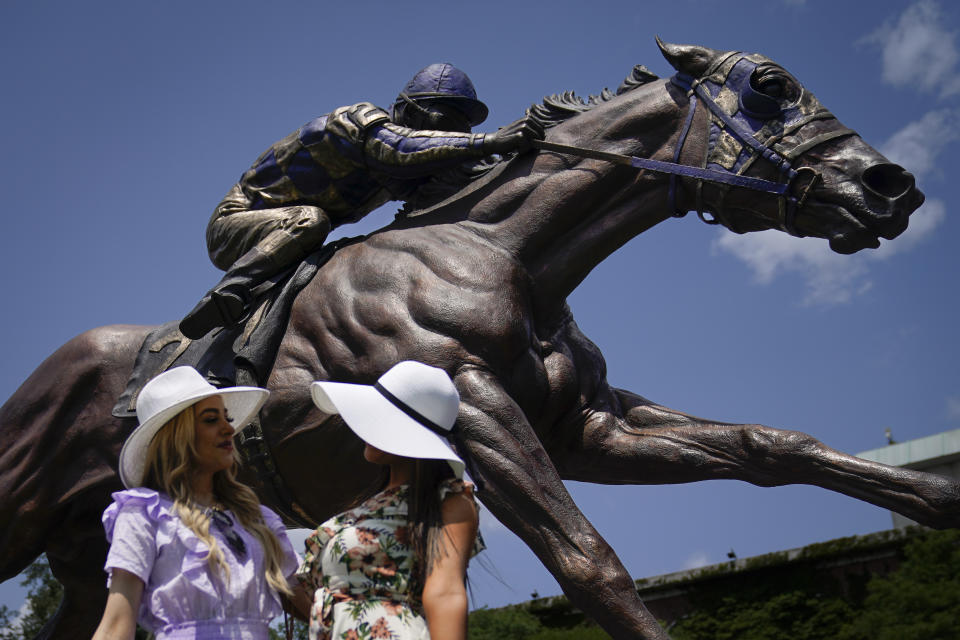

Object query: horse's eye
[750,68,800,102]
[739,67,800,120]
[757,78,784,98]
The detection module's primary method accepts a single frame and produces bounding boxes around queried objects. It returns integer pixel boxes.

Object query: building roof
[856,428,960,469]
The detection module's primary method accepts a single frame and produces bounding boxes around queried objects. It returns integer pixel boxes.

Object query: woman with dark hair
[297,360,483,640]
[92,366,299,640]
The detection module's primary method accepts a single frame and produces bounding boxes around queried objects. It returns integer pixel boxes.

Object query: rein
[533,53,857,237]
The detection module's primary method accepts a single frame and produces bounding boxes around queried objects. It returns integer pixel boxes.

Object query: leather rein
[533,52,858,238]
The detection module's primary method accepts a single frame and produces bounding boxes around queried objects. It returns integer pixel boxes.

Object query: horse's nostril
[861,163,915,200]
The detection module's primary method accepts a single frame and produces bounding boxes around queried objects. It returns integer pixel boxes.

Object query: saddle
[112,237,358,526]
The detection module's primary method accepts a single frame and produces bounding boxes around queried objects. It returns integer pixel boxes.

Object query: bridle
[670,51,860,236]
[535,52,858,237]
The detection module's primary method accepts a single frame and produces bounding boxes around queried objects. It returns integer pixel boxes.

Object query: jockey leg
[179,203,331,339]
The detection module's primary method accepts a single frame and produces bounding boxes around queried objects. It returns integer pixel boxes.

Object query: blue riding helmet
[393,63,489,126]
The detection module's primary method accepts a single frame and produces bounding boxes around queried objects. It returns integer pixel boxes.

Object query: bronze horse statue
[0,40,952,640]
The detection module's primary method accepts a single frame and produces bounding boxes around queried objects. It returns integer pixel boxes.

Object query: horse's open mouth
[801,162,923,254]
[829,229,881,254]
[808,197,911,254]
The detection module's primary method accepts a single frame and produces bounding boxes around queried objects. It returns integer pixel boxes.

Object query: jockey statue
[179,63,543,339]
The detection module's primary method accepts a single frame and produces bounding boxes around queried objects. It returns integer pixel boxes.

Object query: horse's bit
[535,52,858,237]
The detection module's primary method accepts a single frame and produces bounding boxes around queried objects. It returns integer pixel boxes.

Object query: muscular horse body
[1,42,952,639]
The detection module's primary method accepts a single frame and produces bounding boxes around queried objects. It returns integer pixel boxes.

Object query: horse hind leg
[0,324,148,637]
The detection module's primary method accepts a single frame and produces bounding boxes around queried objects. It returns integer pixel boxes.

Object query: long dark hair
[407,459,458,604]
[350,456,469,606]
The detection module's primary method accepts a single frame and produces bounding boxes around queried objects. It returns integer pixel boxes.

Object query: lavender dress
[102,488,299,640]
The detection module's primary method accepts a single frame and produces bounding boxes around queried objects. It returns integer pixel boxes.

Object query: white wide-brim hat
[310,360,465,478]
[119,366,269,488]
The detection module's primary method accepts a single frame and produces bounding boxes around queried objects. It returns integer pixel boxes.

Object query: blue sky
[2,0,959,620]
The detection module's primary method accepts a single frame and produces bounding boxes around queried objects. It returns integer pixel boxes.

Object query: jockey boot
[182,208,332,339]
[179,246,281,340]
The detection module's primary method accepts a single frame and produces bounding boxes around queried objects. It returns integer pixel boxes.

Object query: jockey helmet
[393,63,489,127]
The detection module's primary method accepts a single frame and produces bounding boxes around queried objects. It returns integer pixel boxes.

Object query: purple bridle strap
[669,88,699,216]
[533,141,792,194]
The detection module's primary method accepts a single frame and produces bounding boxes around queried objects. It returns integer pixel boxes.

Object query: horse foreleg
[455,368,670,640]
[554,385,960,529]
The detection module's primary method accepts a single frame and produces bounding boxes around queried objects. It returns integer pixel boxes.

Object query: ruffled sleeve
[295,518,338,591]
[259,505,300,580]
[438,479,486,557]
[102,488,169,587]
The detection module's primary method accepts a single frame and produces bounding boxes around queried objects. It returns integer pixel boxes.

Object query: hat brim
[119,386,269,488]
[401,95,489,126]
[311,381,465,478]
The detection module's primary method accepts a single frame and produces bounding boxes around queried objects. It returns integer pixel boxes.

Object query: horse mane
[397,64,660,216]
[527,64,660,130]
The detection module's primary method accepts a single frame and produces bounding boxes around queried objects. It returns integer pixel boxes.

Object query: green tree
[670,529,960,640]
[0,557,64,640]
[836,529,960,640]
[670,590,854,640]
[269,614,309,640]
[528,625,611,639]
[469,606,542,640]
[468,605,613,640]
[0,556,150,640]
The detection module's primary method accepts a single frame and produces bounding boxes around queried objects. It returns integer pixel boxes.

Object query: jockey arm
[331,102,542,178]
[232,102,543,213]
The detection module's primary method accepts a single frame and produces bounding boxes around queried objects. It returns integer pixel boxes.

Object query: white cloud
[714,109,950,306]
[880,109,960,180]
[861,1,960,97]
[1,600,32,636]
[713,231,871,306]
[713,196,945,307]
[682,551,710,570]
[871,198,946,259]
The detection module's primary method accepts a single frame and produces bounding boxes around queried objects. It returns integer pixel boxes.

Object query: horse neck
[463,79,696,306]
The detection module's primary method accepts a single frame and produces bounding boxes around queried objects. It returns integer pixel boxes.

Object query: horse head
[657,39,925,254]
[464,40,927,303]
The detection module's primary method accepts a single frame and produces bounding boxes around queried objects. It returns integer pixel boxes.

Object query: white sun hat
[119,366,270,488]
[310,360,464,478]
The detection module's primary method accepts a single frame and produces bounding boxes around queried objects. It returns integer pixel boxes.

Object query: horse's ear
[656,37,724,77]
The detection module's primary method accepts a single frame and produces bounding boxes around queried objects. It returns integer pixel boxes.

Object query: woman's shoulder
[257,503,287,531]
[105,487,173,515]
[102,488,175,539]
[437,477,477,502]
[437,478,485,557]
[438,478,480,524]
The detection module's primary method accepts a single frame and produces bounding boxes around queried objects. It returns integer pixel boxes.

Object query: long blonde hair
[141,404,291,595]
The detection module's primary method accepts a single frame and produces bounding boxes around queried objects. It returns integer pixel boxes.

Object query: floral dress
[296,479,483,640]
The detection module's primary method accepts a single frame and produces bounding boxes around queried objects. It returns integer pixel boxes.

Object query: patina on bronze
[0,41,947,640]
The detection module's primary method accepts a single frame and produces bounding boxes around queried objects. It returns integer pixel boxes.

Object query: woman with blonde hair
[296,360,483,640]
[92,366,299,640]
